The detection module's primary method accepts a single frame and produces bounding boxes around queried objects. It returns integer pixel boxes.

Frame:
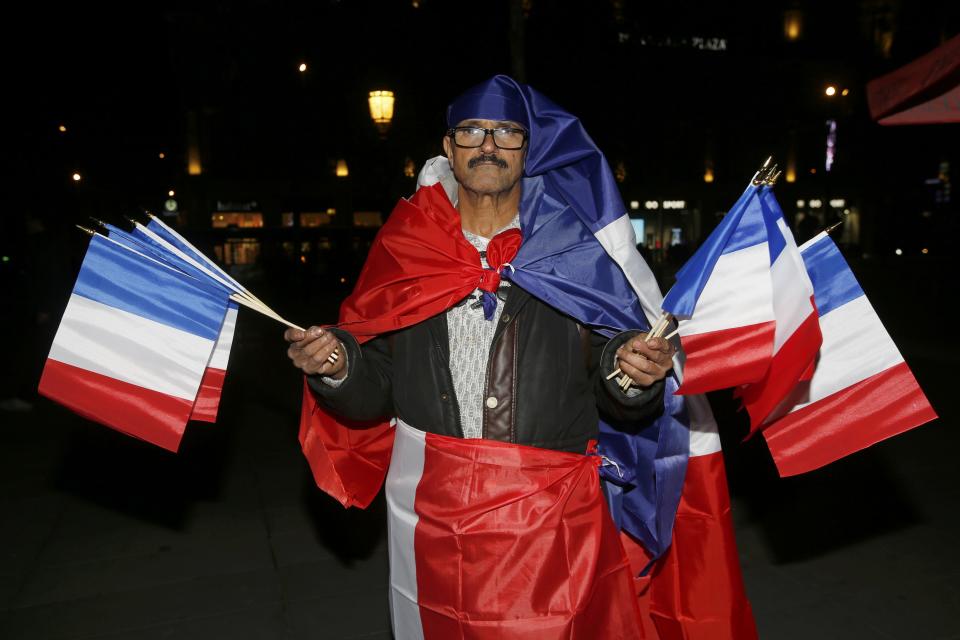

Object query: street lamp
[298,62,307,73]
[72,172,82,182]
[825,85,837,97]
[368,90,395,136]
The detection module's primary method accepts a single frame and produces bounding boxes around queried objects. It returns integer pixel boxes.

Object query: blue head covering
[446,75,626,234]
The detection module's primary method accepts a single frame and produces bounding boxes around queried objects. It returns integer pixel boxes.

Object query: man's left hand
[615,334,674,388]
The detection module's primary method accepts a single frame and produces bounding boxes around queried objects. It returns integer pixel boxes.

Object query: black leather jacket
[308,285,664,453]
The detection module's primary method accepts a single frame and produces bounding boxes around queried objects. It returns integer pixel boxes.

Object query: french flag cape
[38,234,230,452]
[662,183,821,432]
[762,232,937,475]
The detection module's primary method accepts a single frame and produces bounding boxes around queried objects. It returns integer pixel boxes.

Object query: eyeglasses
[446,126,528,150]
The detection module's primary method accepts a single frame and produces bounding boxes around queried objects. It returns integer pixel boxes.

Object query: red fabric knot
[478,270,501,293]
[478,228,521,293]
[486,227,522,270]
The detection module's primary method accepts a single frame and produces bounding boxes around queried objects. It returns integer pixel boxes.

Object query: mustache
[468,154,508,169]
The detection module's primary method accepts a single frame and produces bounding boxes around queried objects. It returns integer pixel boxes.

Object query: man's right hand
[284,326,347,378]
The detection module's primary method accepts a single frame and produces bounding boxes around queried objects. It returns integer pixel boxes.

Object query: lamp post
[368,90,395,137]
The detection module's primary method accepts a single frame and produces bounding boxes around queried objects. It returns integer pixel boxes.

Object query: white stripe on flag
[594,214,665,328]
[47,293,215,400]
[792,296,904,412]
[770,218,816,352]
[208,305,238,370]
[686,393,722,457]
[386,420,426,640]
[678,242,774,335]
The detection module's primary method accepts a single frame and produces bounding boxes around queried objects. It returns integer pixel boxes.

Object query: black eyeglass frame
[445,126,529,150]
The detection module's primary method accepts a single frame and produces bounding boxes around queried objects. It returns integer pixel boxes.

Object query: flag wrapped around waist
[386,419,642,640]
[762,232,937,475]
[38,234,229,451]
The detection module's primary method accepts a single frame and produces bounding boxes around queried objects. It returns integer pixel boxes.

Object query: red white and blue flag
[386,419,643,639]
[738,187,822,431]
[661,185,778,395]
[762,231,937,475]
[38,234,229,451]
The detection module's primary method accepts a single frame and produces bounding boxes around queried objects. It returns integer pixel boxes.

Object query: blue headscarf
[446,75,626,234]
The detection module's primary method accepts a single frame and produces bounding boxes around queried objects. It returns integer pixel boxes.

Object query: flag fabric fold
[738,188,822,431]
[761,232,937,475]
[39,234,229,451]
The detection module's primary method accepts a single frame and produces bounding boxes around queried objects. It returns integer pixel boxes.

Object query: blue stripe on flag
[146,218,245,292]
[662,185,761,317]
[800,234,864,316]
[759,187,787,263]
[108,225,234,297]
[74,235,228,341]
[722,190,768,255]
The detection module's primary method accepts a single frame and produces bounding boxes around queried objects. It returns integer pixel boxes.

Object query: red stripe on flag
[298,380,395,508]
[38,359,191,452]
[764,361,937,476]
[413,434,643,638]
[189,367,226,422]
[741,307,822,432]
[676,321,775,395]
[622,452,758,640]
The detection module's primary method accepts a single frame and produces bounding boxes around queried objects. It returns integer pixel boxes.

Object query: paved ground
[1,257,957,639]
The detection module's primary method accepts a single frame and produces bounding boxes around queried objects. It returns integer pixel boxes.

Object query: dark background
[1,2,958,638]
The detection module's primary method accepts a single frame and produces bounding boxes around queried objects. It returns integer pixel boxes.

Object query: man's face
[442,119,527,196]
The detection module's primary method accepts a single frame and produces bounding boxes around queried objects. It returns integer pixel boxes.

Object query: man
[284,76,680,638]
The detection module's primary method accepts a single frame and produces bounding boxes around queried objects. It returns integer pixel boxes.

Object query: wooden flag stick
[229,294,304,331]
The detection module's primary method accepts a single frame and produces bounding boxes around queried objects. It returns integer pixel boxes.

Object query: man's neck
[457,184,521,238]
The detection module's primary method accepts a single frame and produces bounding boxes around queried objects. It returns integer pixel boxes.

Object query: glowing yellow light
[58,124,67,133]
[703,168,714,183]
[298,62,307,72]
[340,277,347,283]
[168,189,175,197]
[72,173,81,182]
[786,168,797,183]
[921,248,929,254]
[188,143,202,176]
[335,159,349,177]
[784,10,802,41]
[841,88,849,96]
[300,255,307,263]
[158,152,166,159]
[368,90,395,135]
[825,85,837,97]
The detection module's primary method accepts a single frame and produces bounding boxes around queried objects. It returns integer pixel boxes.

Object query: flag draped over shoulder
[762,232,937,475]
[38,234,229,451]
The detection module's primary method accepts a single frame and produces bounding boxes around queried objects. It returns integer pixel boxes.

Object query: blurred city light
[895,248,903,256]
[403,157,416,178]
[335,159,349,177]
[644,200,659,210]
[298,62,307,72]
[72,173,81,182]
[158,152,166,159]
[809,199,822,208]
[629,200,640,210]
[841,88,850,96]
[825,85,837,97]
[704,167,715,183]
[796,200,805,208]
[58,124,67,133]
[368,90,395,135]
[168,189,175,197]
[921,248,929,254]
[784,10,802,41]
